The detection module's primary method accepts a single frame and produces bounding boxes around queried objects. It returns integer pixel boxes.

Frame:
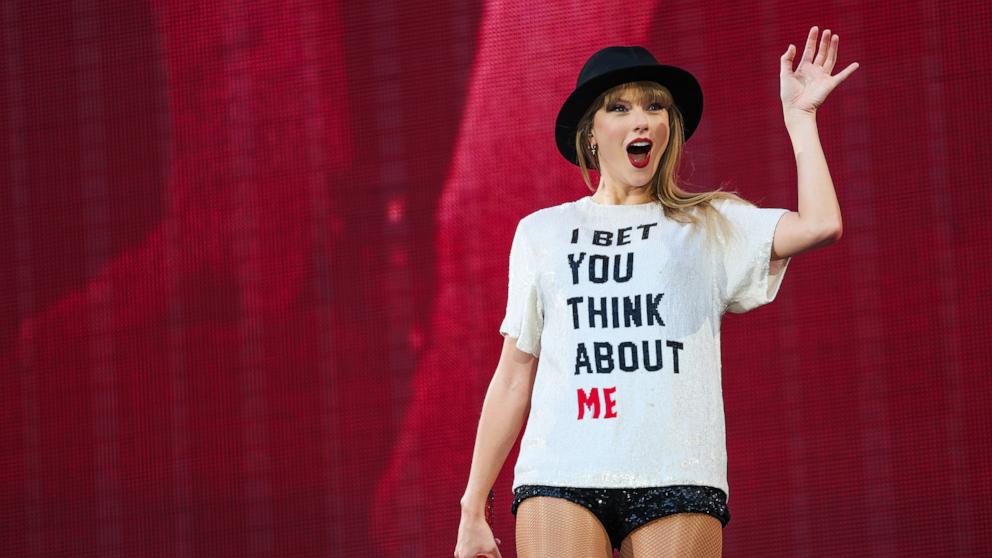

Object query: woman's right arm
[454,336,538,558]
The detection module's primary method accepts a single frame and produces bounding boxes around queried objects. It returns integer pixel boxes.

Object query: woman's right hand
[454,514,502,558]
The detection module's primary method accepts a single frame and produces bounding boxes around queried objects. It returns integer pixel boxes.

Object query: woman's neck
[592,181,653,206]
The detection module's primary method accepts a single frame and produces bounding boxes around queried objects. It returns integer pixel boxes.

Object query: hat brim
[555,65,703,166]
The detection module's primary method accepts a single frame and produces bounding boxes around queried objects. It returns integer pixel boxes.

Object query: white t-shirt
[499,195,791,499]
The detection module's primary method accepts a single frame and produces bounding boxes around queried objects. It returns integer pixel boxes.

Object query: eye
[608,103,627,112]
[648,102,663,111]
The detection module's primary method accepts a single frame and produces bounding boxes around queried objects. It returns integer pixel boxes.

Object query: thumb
[780,44,795,75]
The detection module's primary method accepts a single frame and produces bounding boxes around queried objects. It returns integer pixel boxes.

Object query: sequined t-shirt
[499,195,791,500]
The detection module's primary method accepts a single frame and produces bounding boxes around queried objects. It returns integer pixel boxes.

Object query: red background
[1,1,990,556]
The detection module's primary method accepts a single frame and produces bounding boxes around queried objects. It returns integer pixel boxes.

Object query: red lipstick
[625,137,653,169]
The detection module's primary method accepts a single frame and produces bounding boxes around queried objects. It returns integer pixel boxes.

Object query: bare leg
[515,496,614,558]
[618,513,722,558]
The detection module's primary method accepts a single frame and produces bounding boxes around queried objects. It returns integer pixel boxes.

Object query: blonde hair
[574,80,754,247]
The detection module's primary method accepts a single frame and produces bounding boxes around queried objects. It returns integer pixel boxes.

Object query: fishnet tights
[516,497,612,558]
[618,512,722,558]
[516,496,722,558]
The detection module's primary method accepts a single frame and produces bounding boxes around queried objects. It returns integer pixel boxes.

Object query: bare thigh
[618,513,722,558]
[515,496,613,558]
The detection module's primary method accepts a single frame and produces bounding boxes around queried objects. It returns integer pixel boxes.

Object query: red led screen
[1,1,990,556]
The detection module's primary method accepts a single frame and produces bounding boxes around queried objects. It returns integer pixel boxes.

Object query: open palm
[781,26,859,114]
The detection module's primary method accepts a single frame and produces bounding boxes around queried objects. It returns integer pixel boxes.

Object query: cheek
[657,122,671,145]
[594,121,618,141]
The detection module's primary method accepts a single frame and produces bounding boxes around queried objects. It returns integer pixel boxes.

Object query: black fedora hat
[555,45,703,166]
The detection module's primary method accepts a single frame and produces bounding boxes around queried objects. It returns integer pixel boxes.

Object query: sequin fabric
[500,196,792,498]
[511,484,730,550]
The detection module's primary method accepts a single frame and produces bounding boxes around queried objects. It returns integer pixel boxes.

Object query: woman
[455,27,858,558]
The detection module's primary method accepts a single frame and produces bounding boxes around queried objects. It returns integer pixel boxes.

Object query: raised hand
[780,26,859,116]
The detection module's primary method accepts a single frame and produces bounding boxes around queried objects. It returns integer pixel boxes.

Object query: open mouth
[626,140,652,169]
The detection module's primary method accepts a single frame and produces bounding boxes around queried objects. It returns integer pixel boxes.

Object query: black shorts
[511,484,730,551]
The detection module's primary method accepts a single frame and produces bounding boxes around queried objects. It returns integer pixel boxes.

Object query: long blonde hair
[574,80,754,247]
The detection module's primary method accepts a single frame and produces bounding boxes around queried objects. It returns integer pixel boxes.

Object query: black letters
[667,340,684,374]
[567,293,664,329]
[613,253,633,282]
[567,252,586,284]
[588,297,608,328]
[623,295,642,327]
[594,342,614,374]
[642,340,663,372]
[575,343,592,375]
[567,296,583,329]
[618,342,638,372]
[637,222,658,239]
[573,339,683,375]
[589,254,610,283]
[567,252,634,284]
[576,224,657,246]
[565,221,692,380]
[646,293,665,326]
[592,230,613,246]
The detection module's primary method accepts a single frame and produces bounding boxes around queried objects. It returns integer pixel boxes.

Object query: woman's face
[590,91,670,188]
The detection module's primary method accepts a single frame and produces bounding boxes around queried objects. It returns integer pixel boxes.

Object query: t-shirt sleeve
[498,219,544,357]
[715,199,792,314]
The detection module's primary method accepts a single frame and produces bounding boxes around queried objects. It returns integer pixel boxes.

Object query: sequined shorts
[511,484,730,551]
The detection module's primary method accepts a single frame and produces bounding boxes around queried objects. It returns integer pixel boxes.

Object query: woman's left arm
[772,26,860,260]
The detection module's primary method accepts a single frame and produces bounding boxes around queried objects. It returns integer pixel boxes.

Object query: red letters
[603,386,618,418]
[577,387,600,419]
[577,387,618,419]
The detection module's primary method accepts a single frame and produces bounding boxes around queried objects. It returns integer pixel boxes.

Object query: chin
[631,168,658,184]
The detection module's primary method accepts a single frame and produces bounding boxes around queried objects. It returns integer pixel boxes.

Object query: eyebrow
[614,96,659,103]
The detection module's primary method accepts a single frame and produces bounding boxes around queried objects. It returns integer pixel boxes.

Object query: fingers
[832,61,860,84]
[824,34,839,73]
[801,26,852,78]
[814,28,831,66]
[780,44,796,75]
[801,26,818,64]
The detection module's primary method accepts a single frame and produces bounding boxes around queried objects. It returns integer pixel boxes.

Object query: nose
[631,106,649,132]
